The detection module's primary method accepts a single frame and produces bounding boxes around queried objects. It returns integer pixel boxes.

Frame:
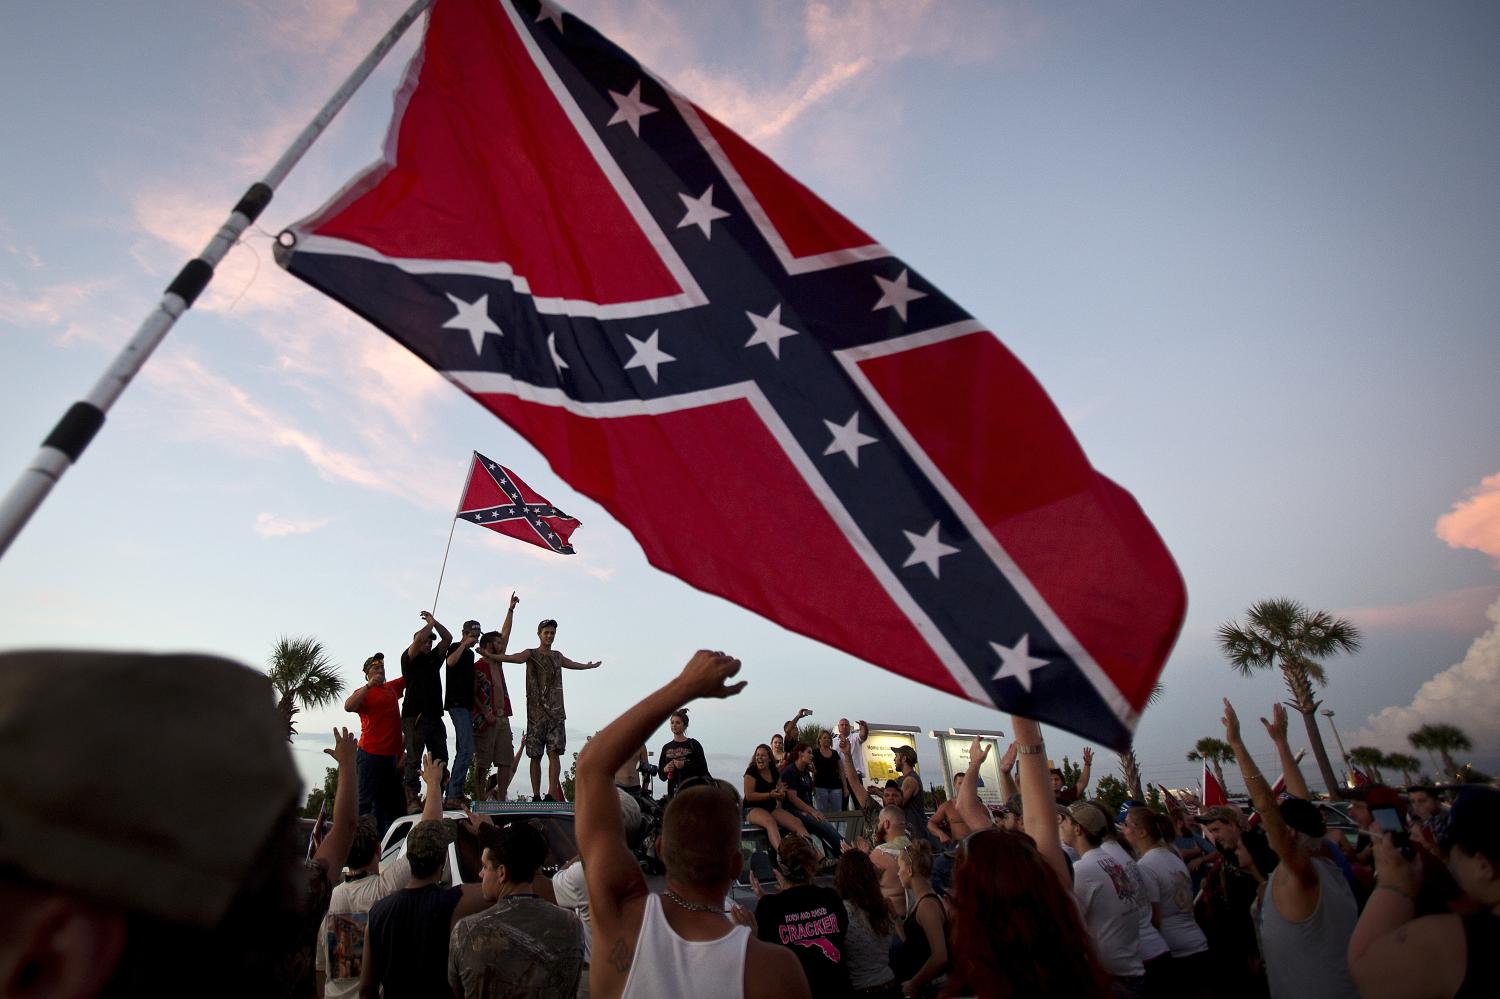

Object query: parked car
[378,801,580,886]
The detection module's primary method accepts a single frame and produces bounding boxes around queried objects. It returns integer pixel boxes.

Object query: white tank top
[620,894,749,999]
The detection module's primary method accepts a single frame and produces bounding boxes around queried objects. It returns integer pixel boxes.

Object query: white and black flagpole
[431,452,479,616]
[0,0,434,561]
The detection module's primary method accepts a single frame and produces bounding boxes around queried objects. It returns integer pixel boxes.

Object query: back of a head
[347,817,382,870]
[0,650,305,996]
[1447,786,1500,865]
[948,829,1111,998]
[485,821,548,883]
[835,849,893,936]
[778,833,820,881]
[661,783,741,887]
[1279,798,1326,840]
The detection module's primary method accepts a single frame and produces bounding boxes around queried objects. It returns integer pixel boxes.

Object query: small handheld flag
[1202,762,1228,808]
[458,451,581,555]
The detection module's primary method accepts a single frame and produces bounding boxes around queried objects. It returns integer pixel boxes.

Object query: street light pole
[1322,709,1352,787]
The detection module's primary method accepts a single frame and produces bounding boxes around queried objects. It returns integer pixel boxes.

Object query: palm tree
[1383,752,1423,786]
[1118,681,1165,802]
[1186,736,1236,790]
[268,636,344,739]
[1346,746,1387,783]
[1218,597,1362,797]
[1409,723,1472,780]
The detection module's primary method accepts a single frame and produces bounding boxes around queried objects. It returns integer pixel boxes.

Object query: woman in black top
[892,841,948,998]
[657,708,708,796]
[743,743,809,849]
[812,729,846,814]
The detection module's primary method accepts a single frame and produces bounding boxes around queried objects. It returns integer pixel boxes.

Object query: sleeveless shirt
[620,894,750,999]
[1259,857,1359,999]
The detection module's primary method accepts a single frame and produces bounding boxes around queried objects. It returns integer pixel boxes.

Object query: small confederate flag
[305,797,328,860]
[276,0,1185,747]
[458,451,580,554]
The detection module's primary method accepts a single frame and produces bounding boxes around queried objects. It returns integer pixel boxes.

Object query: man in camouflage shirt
[448,823,583,999]
[479,618,603,801]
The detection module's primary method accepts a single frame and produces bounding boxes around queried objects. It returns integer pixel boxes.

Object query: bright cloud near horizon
[2,1,1498,797]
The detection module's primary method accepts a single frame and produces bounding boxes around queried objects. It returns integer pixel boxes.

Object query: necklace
[662,888,724,914]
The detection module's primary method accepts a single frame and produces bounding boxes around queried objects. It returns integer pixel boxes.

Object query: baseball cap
[405,819,455,868]
[1343,783,1408,822]
[0,651,300,927]
[363,652,385,672]
[1279,797,1326,837]
[1443,787,1500,860]
[462,619,482,634]
[1067,801,1109,836]
[1196,805,1244,826]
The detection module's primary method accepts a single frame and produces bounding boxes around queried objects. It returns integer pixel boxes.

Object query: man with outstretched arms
[575,650,810,999]
[478,617,601,801]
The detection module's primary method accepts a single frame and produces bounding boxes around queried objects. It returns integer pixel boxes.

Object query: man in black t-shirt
[400,611,452,813]
[443,619,481,809]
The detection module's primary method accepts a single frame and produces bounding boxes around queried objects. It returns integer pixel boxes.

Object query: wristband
[1017,743,1044,755]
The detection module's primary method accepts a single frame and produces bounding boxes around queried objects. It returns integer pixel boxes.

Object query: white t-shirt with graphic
[314,857,412,998]
[1073,845,1144,978]
[1137,847,1209,957]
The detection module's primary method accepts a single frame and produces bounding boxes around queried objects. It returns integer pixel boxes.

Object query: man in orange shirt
[345,652,406,836]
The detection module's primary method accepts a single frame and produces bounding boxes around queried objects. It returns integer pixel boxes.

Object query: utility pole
[1322,709,1352,787]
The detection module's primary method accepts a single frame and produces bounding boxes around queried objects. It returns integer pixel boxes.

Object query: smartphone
[1371,806,1404,833]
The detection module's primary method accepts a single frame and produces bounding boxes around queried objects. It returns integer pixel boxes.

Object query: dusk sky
[2,0,1497,797]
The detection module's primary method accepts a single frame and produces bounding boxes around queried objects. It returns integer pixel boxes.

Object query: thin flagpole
[431,452,478,615]
[0,0,435,562]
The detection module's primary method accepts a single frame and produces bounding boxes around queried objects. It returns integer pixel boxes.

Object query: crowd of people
[3,639,1498,998]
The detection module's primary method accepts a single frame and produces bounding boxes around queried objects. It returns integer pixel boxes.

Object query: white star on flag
[677,185,730,238]
[607,81,657,136]
[990,634,1050,693]
[901,521,960,578]
[442,293,502,353]
[623,329,675,383]
[536,0,565,31]
[872,268,927,321]
[743,304,799,359]
[822,412,879,467]
[547,332,570,373]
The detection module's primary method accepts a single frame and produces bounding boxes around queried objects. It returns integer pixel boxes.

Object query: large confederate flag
[276,0,1185,747]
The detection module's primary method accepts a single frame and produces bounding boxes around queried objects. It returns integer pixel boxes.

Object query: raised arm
[783,708,812,749]
[997,742,1019,801]
[955,738,997,835]
[560,653,602,671]
[1347,833,1466,997]
[314,727,359,870]
[408,611,437,658]
[344,681,372,713]
[578,651,746,930]
[838,735,870,809]
[1012,716,1070,888]
[1075,747,1093,795]
[1259,703,1310,801]
[431,615,452,648]
[497,592,518,652]
[1224,700,1317,900]
[446,631,476,667]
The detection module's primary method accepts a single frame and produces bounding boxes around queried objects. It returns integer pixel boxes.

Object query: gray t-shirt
[1259,857,1359,999]
[841,905,896,989]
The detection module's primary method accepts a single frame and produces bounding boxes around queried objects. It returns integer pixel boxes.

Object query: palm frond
[1146,681,1165,706]
[1217,623,1272,676]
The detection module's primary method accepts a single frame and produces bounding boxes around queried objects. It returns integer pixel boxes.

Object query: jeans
[814,787,843,814]
[402,714,448,791]
[931,850,954,895]
[447,708,474,799]
[356,747,404,838]
[800,812,843,854]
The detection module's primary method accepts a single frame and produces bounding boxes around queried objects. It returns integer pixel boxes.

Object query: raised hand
[675,650,747,700]
[509,592,520,610]
[968,734,992,769]
[1260,703,1290,744]
[838,735,851,753]
[419,611,435,625]
[1082,747,1094,767]
[796,708,813,719]
[421,751,444,789]
[324,726,357,768]
[749,870,766,899]
[1221,698,1242,744]
[998,741,1018,772]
